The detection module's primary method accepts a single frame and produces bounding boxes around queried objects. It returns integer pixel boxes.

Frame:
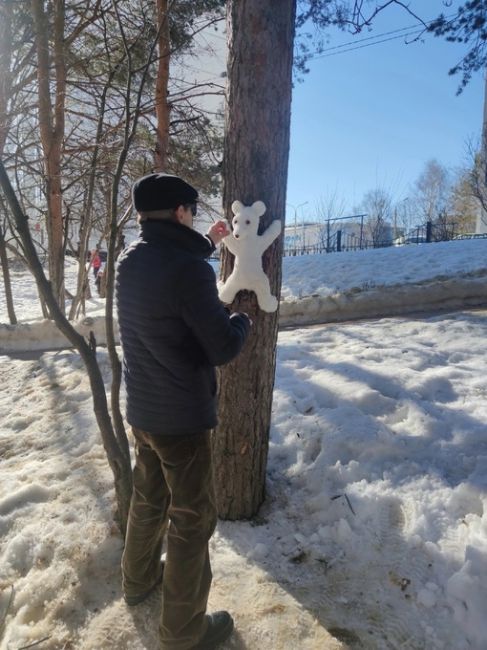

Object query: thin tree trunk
[32,0,66,312]
[0,159,132,535]
[105,223,129,462]
[0,225,17,324]
[154,0,171,170]
[0,4,16,325]
[69,83,111,320]
[214,0,296,519]
[103,0,165,466]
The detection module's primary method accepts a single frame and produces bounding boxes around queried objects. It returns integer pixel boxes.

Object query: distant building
[284,223,322,249]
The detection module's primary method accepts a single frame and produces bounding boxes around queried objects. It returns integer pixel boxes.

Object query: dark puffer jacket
[116,219,250,435]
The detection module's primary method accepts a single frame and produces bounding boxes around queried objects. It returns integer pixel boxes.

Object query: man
[116,172,251,650]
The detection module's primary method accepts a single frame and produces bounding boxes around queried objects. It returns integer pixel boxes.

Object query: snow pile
[278,239,487,326]
[0,317,117,353]
[279,238,487,301]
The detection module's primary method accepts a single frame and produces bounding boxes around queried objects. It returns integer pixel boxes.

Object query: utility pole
[287,201,308,250]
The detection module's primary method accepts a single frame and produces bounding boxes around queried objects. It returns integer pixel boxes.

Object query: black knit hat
[132,173,198,212]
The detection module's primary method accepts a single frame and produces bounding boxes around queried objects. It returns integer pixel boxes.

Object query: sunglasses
[185,203,197,217]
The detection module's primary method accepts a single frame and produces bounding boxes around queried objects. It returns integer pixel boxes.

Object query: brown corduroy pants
[122,427,217,650]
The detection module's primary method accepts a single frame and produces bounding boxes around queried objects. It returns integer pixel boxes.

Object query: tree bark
[214,0,296,519]
[154,0,171,170]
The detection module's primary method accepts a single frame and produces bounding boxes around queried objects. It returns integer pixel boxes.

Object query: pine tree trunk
[213,0,296,519]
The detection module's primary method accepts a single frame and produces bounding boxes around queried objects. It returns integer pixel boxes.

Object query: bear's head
[231,200,266,241]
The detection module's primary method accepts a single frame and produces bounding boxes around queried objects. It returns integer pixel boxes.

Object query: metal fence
[283,230,384,256]
[283,220,465,257]
[209,221,485,261]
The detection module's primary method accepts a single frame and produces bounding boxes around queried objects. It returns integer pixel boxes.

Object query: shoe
[124,562,164,606]
[191,611,234,649]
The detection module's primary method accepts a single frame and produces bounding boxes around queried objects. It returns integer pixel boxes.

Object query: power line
[312,23,424,54]
[304,13,456,61]
[310,29,424,60]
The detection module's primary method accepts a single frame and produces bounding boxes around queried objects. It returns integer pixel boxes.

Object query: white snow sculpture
[218,200,282,312]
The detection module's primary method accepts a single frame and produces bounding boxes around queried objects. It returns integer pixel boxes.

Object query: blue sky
[287,0,485,222]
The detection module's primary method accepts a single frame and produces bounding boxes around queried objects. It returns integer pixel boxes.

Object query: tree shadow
[217,313,486,649]
[0,349,130,646]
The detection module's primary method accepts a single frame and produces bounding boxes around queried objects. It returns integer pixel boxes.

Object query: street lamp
[287,201,308,249]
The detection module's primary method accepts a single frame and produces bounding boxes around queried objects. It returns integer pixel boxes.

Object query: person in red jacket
[116,173,251,650]
[91,246,102,279]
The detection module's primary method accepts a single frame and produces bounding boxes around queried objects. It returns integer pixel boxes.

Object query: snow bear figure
[218,200,282,312]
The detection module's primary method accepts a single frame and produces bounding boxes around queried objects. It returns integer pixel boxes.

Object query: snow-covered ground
[279,238,487,301]
[1,239,487,649]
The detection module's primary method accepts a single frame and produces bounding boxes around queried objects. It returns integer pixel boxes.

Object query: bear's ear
[252,200,266,217]
[231,200,243,215]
